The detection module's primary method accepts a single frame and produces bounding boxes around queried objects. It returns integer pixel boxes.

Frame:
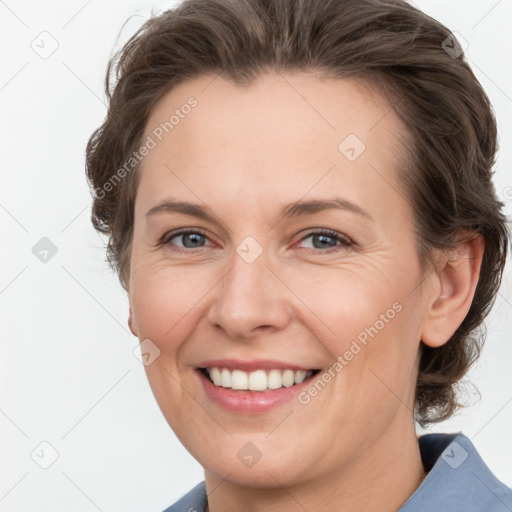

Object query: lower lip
[196,369,317,414]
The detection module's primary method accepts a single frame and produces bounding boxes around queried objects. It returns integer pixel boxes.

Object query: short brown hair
[85,0,509,425]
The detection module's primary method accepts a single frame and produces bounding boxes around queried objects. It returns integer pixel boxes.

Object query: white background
[1,1,511,510]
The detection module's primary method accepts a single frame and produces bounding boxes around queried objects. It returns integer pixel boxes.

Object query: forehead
[137,72,409,221]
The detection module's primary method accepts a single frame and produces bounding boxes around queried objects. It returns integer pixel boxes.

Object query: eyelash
[160,228,352,254]
[298,229,352,253]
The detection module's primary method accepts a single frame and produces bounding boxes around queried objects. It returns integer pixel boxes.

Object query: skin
[127,72,484,512]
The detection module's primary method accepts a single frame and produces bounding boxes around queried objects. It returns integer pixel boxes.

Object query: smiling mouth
[199,367,322,391]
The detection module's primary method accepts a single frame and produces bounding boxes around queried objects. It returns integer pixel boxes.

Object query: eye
[161,229,213,251]
[296,229,352,253]
[160,228,351,254]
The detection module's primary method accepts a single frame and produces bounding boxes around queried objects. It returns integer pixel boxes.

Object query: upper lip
[196,359,318,372]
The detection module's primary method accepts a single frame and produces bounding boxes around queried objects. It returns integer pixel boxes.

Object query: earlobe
[421,233,484,348]
[128,306,139,337]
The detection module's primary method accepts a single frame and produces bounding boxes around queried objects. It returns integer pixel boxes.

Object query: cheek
[329,294,422,425]
[286,261,423,397]
[129,262,212,347]
[280,261,406,345]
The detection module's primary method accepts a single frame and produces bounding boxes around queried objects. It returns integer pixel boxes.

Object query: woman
[86,0,511,510]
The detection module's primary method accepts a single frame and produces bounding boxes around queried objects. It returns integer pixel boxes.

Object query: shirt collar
[399,432,512,511]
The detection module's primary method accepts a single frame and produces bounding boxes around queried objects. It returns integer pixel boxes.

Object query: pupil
[184,233,204,247]
[314,234,335,249]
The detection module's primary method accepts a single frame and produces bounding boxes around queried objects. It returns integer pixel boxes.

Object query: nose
[207,249,292,340]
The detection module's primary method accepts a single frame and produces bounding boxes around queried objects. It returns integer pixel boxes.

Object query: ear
[421,233,485,348]
[128,306,139,337]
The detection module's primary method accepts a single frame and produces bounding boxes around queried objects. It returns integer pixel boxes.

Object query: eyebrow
[145,198,373,223]
[281,198,372,220]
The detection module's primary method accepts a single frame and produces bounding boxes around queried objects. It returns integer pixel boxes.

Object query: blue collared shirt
[163,433,512,511]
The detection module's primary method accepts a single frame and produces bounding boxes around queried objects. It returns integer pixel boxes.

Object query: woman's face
[128,72,429,487]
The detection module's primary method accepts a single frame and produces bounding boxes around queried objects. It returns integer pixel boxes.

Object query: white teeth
[205,367,313,391]
[267,369,283,389]
[211,367,222,386]
[294,370,307,384]
[221,368,231,388]
[282,369,295,387]
[248,370,267,391]
[231,370,248,390]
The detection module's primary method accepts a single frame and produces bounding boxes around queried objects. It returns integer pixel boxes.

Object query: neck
[204,420,427,512]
